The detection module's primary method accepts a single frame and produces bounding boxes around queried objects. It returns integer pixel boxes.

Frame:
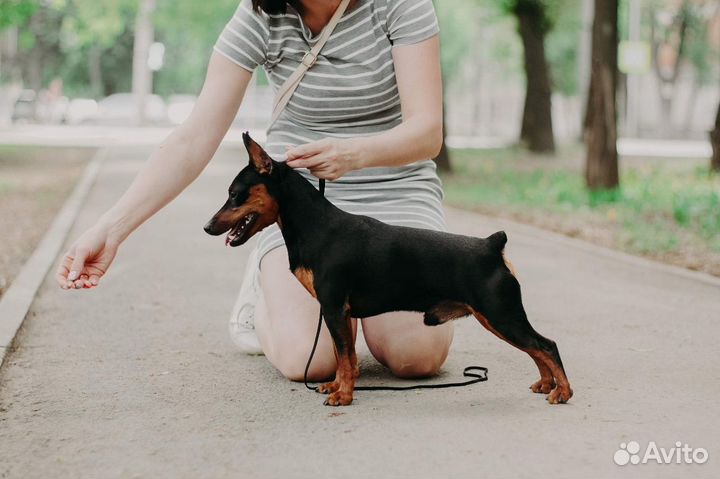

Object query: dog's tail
[487,230,507,252]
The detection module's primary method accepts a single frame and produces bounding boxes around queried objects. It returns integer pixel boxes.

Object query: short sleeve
[386,0,440,46]
[213,0,269,72]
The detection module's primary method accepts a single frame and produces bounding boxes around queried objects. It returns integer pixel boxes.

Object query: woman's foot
[228,249,264,355]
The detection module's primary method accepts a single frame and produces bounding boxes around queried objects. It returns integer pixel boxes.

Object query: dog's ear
[243,132,273,175]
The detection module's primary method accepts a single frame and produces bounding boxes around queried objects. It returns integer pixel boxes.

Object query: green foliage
[434,0,476,81]
[5,0,239,97]
[153,0,238,95]
[0,0,37,30]
[498,0,556,34]
[545,0,581,95]
[496,0,582,96]
[681,3,719,86]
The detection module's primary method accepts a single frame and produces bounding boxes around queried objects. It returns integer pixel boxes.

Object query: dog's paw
[530,378,556,394]
[547,385,573,404]
[324,391,353,406]
[316,381,339,395]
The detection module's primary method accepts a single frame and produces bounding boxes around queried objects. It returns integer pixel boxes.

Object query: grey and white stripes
[215,0,445,263]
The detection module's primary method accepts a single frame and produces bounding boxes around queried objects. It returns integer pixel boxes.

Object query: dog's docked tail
[487,231,508,252]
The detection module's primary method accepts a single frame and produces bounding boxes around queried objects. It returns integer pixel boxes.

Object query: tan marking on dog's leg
[472,310,571,404]
[529,356,556,394]
[292,267,317,299]
[324,304,356,406]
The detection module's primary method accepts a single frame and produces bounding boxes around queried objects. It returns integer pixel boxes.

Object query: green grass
[442,147,720,264]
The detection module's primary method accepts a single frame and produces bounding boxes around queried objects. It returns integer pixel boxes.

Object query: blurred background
[0,0,719,296]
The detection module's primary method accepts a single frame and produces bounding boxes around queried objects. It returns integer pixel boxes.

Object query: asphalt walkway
[1,146,718,478]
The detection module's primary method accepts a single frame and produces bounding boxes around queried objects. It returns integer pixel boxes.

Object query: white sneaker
[228,248,264,355]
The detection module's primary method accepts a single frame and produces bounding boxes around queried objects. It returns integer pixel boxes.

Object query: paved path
[1,146,719,478]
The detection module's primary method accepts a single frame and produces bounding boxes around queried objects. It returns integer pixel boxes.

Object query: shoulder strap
[269,0,351,127]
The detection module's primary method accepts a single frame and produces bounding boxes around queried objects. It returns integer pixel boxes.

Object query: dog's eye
[229,191,238,200]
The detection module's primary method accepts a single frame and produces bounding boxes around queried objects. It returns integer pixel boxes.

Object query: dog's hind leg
[472,272,572,404]
[315,301,357,406]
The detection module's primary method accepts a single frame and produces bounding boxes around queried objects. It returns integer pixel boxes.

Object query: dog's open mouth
[225,213,259,247]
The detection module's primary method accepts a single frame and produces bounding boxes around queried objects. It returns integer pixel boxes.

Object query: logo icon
[614,441,641,465]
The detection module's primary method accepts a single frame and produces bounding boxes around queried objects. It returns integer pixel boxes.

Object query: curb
[446,206,720,288]
[0,149,107,366]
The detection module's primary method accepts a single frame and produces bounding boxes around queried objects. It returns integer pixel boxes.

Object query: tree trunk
[711,102,720,172]
[132,0,156,125]
[88,45,104,98]
[515,7,555,153]
[584,0,619,190]
[433,99,452,173]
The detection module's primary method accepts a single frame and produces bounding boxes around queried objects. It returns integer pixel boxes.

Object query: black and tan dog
[204,133,573,407]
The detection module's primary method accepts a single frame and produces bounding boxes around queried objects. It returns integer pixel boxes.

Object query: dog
[204,133,573,407]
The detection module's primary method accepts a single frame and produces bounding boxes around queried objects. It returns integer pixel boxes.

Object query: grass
[441,145,720,276]
[0,145,96,297]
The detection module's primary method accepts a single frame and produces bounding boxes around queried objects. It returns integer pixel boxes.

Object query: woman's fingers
[56,262,69,288]
[286,140,327,161]
[287,155,326,170]
[68,248,90,281]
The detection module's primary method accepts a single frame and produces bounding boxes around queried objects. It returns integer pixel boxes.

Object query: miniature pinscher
[204,133,573,407]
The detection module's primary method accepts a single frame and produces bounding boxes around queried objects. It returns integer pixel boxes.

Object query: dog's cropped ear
[243,132,273,175]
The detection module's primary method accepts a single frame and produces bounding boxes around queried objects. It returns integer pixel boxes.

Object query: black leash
[303,179,489,394]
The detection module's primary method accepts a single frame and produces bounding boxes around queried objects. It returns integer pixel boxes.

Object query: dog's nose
[203,221,214,234]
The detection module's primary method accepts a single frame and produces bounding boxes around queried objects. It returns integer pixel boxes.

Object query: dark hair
[251,0,299,15]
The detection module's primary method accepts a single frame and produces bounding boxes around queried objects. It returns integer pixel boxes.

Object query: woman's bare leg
[254,248,357,381]
[255,248,453,381]
[361,313,454,378]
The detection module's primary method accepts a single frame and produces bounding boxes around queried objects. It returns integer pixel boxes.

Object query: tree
[432,0,473,173]
[132,0,155,124]
[711,102,720,172]
[60,0,137,97]
[584,0,619,190]
[0,0,36,30]
[503,0,556,153]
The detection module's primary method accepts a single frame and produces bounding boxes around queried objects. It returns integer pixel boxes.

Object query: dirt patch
[0,146,96,298]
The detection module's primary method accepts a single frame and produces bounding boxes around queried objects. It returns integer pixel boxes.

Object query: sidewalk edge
[0,149,107,366]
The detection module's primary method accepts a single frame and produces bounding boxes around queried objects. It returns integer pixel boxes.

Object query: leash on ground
[303,179,489,394]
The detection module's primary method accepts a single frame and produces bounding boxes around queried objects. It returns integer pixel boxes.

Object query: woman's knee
[272,344,336,382]
[363,315,454,379]
[384,342,450,379]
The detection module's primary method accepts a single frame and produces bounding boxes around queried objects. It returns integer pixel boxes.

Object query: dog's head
[203,132,284,247]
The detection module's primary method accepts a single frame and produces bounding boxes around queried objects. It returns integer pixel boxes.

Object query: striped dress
[214,0,446,263]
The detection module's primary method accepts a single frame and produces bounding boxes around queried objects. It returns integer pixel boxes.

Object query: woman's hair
[251,0,299,15]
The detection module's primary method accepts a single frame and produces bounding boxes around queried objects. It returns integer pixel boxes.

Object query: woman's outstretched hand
[56,224,120,290]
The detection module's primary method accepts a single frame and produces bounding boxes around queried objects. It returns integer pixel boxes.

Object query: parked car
[11,90,37,123]
[167,94,196,125]
[96,93,167,124]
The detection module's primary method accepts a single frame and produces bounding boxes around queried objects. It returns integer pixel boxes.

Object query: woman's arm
[56,53,253,289]
[102,53,252,242]
[285,36,443,180]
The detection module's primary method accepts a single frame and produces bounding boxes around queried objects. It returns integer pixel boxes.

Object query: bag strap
[269,0,351,127]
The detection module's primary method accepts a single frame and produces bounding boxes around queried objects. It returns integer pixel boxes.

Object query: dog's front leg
[318,302,357,406]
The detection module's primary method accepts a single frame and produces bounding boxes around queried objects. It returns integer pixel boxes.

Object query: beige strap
[269,0,351,127]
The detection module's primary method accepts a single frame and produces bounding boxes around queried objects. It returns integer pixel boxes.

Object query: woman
[56,0,454,382]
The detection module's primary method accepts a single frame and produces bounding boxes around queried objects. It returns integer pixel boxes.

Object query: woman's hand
[286,138,364,181]
[55,223,120,290]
